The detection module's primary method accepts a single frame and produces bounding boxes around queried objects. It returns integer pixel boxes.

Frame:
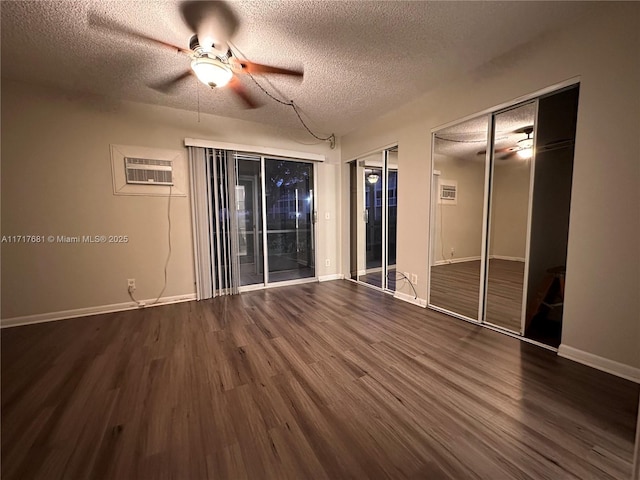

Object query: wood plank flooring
[430,259,524,332]
[2,280,638,479]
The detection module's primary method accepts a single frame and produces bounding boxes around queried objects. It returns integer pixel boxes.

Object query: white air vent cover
[125,157,173,185]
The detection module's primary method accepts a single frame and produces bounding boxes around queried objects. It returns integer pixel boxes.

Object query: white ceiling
[1,1,600,137]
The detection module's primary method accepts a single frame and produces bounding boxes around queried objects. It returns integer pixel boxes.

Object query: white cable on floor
[129,186,173,307]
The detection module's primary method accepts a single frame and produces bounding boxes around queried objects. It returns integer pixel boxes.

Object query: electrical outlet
[411,273,418,284]
[404,271,410,280]
[127,278,136,291]
[450,247,455,256]
[325,259,330,267]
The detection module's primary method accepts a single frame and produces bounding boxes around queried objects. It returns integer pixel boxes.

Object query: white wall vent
[125,157,173,186]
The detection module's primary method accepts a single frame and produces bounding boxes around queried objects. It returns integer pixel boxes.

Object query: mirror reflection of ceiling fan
[477,126,535,160]
[477,125,576,160]
[88,1,303,108]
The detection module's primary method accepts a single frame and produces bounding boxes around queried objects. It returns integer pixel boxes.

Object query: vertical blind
[189,147,243,299]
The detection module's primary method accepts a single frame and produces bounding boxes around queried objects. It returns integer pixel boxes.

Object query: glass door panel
[429,115,489,321]
[236,159,264,286]
[386,150,398,291]
[362,160,384,288]
[264,158,315,283]
[351,147,398,291]
[485,102,536,332]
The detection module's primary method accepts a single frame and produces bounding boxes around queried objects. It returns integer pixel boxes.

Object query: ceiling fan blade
[88,13,192,55]
[150,70,193,94]
[228,77,260,109]
[477,147,515,156]
[235,60,304,77]
[181,1,239,51]
[514,125,535,134]
[498,152,518,160]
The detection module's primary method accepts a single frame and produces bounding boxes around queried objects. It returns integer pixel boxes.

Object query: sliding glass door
[237,158,264,286]
[363,165,383,288]
[264,158,315,283]
[236,154,316,288]
[350,146,398,292]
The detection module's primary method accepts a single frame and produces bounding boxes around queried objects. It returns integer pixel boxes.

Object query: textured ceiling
[435,101,536,160]
[1,1,600,137]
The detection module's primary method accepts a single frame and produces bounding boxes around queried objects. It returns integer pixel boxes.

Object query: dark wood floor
[430,259,525,332]
[358,268,397,291]
[2,280,638,479]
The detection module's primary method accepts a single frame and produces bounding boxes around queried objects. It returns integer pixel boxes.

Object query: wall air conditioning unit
[440,183,457,200]
[124,157,173,186]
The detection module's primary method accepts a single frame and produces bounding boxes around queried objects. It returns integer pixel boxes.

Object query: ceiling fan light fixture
[367,173,380,184]
[518,138,534,149]
[191,57,233,88]
[517,146,533,159]
[517,133,534,159]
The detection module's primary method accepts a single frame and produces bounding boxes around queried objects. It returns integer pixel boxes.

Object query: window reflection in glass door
[264,158,315,283]
[363,166,384,288]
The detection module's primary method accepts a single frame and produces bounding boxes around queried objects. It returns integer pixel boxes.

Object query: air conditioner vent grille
[440,184,457,200]
[125,157,173,186]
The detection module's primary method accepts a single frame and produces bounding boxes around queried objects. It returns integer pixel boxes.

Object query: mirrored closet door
[429,116,490,321]
[427,84,579,347]
[484,102,536,332]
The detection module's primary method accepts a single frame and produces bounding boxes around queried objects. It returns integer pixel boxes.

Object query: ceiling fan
[477,126,535,160]
[88,1,303,108]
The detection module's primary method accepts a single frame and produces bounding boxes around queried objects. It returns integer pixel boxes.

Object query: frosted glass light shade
[191,57,233,88]
[517,137,534,159]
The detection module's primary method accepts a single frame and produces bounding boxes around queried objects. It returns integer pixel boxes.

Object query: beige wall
[340,4,640,371]
[489,160,531,260]
[432,155,485,263]
[1,80,339,321]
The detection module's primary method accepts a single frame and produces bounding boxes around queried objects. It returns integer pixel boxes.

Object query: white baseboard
[558,344,640,383]
[434,255,525,266]
[1,293,197,329]
[435,256,480,266]
[490,255,525,262]
[394,291,427,308]
[361,267,383,274]
[318,274,344,282]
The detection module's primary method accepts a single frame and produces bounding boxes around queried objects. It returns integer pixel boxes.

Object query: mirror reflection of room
[429,103,537,332]
[428,86,578,349]
[429,116,489,320]
[485,102,536,333]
